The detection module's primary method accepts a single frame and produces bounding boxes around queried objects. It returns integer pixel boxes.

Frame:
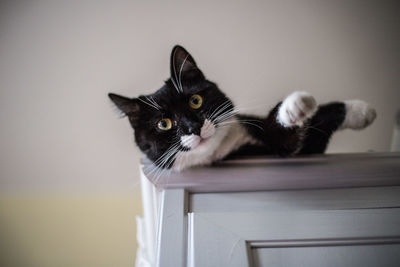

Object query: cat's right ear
[170,45,204,87]
[108,93,140,116]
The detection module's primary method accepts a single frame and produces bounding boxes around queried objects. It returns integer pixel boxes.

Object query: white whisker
[146,96,162,110]
[178,55,189,92]
[209,101,233,121]
[171,49,183,93]
[208,100,231,119]
[138,97,160,111]
[219,120,264,131]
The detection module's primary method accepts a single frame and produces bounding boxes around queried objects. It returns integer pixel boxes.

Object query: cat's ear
[170,45,204,85]
[108,93,140,116]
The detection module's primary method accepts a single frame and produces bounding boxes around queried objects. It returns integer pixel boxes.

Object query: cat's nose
[181,118,201,135]
[187,126,200,135]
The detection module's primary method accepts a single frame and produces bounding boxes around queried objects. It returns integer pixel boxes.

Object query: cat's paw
[277,91,317,128]
[340,100,376,130]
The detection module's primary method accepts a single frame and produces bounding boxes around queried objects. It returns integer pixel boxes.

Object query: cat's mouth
[180,119,216,150]
[180,134,211,150]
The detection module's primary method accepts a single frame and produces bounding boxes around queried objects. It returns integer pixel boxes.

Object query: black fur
[109,46,233,168]
[299,102,346,154]
[109,45,347,168]
[231,102,347,158]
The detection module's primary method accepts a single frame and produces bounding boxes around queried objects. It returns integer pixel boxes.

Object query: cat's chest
[212,121,259,159]
[172,119,258,171]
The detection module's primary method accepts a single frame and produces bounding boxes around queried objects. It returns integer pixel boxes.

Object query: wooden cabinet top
[142,152,400,193]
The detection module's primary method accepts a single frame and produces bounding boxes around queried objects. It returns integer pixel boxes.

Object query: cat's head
[109,45,234,170]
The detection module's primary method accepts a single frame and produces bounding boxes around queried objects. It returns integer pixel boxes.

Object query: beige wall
[0,192,142,267]
[0,1,399,266]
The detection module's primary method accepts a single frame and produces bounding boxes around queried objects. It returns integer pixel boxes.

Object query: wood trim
[139,167,158,264]
[142,153,400,193]
[156,189,188,267]
[189,187,400,212]
[249,237,400,248]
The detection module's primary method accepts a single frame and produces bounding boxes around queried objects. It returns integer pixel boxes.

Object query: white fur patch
[172,118,257,171]
[180,119,216,150]
[200,119,216,139]
[340,100,376,130]
[277,91,317,128]
[180,134,201,149]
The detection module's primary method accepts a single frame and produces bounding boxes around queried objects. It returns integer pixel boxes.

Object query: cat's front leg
[277,91,317,128]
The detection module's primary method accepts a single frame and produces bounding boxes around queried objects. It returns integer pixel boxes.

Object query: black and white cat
[109,45,376,171]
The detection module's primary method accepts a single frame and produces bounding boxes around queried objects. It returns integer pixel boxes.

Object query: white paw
[277,91,317,127]
[341,100,376,130]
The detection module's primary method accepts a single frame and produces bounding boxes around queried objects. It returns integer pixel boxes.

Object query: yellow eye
[157,118,172,131]
[189,94,203,109]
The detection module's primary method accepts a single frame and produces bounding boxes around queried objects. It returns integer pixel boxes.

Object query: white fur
[172,118,257,171]
[180,134,201,149]
[340,100,376,130]
[277,91,317,128]
[200,119,216,139]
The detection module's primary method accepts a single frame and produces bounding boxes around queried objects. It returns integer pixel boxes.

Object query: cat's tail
[298,100,376,154]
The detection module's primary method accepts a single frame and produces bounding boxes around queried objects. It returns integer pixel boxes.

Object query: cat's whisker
[171,49,181,93]
[155,143,180,165]
[218,120,264,131]
[207,100,232,120]
[214,110,238,123]
[138,97,160,111]
[214,107,255,122]
[153,146,180,182]
[171,49,184,93]
[148,157,172,181]
[150,143,180,168]
[151,144,179,166]
[170,78,181,94]
[146,142,181,175]
[211,109,235,123]
[146,96,162,110]
[178,54,189,92]
[304,125,329,136]
[209,101,233,120]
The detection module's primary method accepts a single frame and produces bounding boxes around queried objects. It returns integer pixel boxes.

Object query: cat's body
[109,45,376,171]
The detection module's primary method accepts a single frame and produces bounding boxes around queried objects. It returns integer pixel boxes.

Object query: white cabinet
[137,153,400,267]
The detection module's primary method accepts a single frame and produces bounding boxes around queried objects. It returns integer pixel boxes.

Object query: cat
[109,45,376,171]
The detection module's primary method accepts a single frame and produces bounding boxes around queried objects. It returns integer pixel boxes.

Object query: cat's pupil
[192,98,199,104]
[160,121,167,127]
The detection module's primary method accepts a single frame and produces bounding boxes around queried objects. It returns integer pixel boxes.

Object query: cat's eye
[189,94,203,109]
[157,118,172,131]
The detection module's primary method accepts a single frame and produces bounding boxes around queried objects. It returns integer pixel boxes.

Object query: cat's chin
[183,135,213,151]
[190,136,211,150]
[172,124,233,171]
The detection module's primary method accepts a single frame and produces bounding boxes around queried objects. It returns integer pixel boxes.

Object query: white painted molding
[142,153,400,193]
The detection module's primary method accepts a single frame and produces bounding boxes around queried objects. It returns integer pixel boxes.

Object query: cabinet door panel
[189,209,400,267]
[253,245,400,267]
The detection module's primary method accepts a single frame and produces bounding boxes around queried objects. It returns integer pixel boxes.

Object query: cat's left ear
[170,45,204,84]
[108,93,140,116]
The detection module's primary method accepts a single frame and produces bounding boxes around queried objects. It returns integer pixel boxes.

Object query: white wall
[1,0,399,192]
[0,1,399,266]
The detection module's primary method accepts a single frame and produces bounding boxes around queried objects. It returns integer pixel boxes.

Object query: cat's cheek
[142,143,151,151]
[200,119,216,139]
[128,116,140,127]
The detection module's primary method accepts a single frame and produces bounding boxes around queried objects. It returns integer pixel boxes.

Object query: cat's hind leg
[299,100,376,154]
[340,100,377,130]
